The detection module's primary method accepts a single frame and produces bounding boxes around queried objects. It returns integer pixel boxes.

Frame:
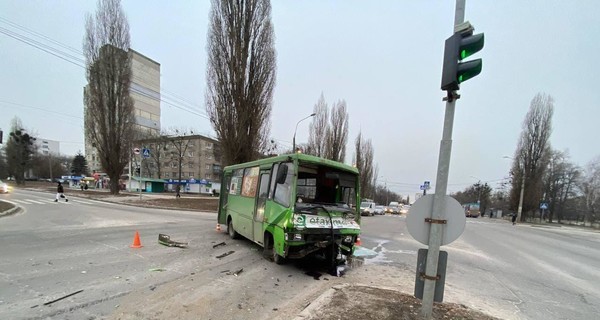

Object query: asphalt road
[358,214,600,320]
[2,190,599,320]
[0,189,348,320]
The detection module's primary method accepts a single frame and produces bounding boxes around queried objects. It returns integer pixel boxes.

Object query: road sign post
[420,0,486,317]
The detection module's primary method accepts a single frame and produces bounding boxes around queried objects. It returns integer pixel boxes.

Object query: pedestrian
[511,212,517,225]
[55,182,68,202]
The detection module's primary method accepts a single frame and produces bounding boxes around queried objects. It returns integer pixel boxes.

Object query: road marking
[11,199,31,204]
[27,199,46,204]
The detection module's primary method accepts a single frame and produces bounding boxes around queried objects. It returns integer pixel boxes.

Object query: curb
[295,284,348,319]
[0,201,22,218]
[294,284,407,320]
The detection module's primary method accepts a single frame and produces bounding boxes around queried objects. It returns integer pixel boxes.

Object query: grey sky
[1,1,599,199]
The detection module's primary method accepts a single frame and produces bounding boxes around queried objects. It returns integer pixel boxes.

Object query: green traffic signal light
[441,31,485,91]
[457,59,482,83]
[459,33,484,61]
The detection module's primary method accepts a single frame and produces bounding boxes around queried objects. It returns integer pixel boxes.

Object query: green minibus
[217,153,361,269]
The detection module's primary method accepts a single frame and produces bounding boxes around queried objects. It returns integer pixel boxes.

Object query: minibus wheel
[228,219,239,239]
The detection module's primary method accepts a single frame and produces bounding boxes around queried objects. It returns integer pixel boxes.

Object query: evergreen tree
[71,152,90,176]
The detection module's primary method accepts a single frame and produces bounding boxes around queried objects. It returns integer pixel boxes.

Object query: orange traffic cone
[130,231,143,248]
[355,236,362,246]
[216,223,221,232]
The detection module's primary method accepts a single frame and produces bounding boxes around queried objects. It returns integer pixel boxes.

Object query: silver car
[0,180,9,193]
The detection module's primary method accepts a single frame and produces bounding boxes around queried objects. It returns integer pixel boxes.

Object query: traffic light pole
[421,0,465,318]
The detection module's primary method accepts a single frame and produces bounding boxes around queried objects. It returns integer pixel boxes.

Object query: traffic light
[441,30,484,91]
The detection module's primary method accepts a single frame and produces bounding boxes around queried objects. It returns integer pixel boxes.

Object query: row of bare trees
[506,93,599,224]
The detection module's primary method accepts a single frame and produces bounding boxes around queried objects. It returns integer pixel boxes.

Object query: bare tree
[206,0,276,166]
[580,156,600,224]
[542,150,581,223]
[83,0,133,194]
[166,129,195,198]
[307,94,329,157]
[353,132,374,200]
[137,129,171,179]
[325,100,349,162]
[509,93,554,221]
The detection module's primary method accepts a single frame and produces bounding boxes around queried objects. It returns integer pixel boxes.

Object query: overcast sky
[1,0,599,198]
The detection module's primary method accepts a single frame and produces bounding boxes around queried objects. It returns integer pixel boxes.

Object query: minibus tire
[228,219,239,239]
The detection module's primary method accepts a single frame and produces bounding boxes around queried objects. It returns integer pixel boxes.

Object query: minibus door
[253,173,270,245]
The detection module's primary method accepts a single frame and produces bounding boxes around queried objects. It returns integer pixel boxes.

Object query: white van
[360,201,376,216]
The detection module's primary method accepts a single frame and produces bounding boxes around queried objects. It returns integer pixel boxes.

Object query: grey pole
[421,0,465,317]
[139,153,142,200]
[517,167,525,222]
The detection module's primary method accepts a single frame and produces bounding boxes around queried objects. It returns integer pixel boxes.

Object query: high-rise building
[35,138,60,156]
[84,48,161,173]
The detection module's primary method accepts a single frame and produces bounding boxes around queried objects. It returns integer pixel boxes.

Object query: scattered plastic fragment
[216,251,234,259]
[43,289,84,306]
[212,241,226,248]
[158,233,188,248]
[233,268,243,276]
[149,268,166,272]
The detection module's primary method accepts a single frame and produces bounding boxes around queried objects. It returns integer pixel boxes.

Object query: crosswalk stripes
[9,198,98,206]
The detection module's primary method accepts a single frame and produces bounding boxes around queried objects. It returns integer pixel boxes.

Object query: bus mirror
[276,164,288,184]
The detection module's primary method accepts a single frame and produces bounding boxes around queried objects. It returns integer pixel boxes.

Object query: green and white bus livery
[217,153,361,268]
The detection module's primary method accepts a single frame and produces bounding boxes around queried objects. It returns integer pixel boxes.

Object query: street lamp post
[504,156,525,223]
[292,113,316,153]
[48,152,53,182]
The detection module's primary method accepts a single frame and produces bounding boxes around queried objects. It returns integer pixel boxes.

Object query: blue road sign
[540,202,548,210]
[142,148,150,158]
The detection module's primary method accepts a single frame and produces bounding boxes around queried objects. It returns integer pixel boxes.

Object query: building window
[188,151,194,157]
[165,172,169,178]
[172,172,178,177]
[205,142,213,149]
[205,173,211,180]
[206,154,212,160]
[205,164,210,170]
[188,163,194,168]
[189,173,194,178]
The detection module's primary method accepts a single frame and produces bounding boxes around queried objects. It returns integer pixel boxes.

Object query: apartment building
[84,48,161,173]
[138,134,221,183]
[35,138,60,156]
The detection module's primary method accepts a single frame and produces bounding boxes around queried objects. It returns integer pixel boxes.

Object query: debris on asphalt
[149,268,166,272]
[220,270,230,273]
[43,289,84,306]
[233,268,243,276]
[158,233,188,248]
[216,251,234,259]
[212,241,226,248]
[149,285,156,291]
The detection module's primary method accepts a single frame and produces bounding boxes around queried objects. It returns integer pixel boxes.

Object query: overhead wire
[0,16,211,121]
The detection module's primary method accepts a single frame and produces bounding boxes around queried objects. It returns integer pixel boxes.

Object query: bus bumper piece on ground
[158,233,188,248]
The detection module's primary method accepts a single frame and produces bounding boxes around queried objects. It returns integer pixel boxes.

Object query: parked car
[0,180,10,193]
[374,205,386,215]
[360,201,376,216]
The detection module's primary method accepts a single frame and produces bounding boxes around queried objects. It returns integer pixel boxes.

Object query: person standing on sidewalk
[55,182,68,202]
